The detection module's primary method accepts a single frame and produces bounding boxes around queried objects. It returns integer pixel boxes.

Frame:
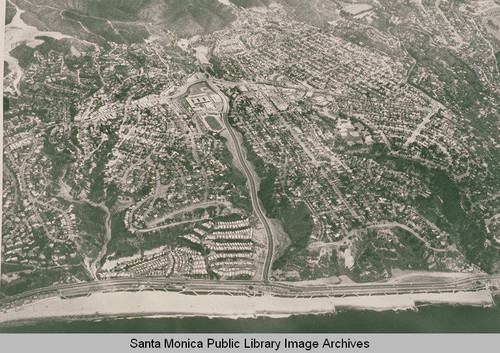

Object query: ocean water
[2,300,500,333]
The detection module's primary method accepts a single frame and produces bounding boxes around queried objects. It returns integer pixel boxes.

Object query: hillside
[11,0,343,42]
[230,0,340,25]
[10,0,236,41]
[277,0,340,26]
[229,0,271,8]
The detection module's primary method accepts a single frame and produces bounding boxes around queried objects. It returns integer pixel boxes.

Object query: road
[206,79,275,282]
[403,102,440,147]
[366,222,453,253]
[1,274,498,312]
[4,77,497,316]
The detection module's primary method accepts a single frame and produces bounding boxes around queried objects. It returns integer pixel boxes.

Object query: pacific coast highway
[3,79,499,316]
[1,274,499,312]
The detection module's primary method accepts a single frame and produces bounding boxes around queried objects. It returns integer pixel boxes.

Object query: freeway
[1,274,499,311]
[205,79,275,282]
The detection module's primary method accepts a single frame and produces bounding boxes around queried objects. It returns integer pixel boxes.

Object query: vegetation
[73,203,107,237]
[429,170,498,273]
[5,1,16,25]
[43,129,76,180]
[403,28,488,110]
[281,201,314,247]
[15,0,237,40]
[371,144,499,274]
[106,211,193,258]
[1,267,89,296]
[10,44,37,69]
[229,0,270,8]
[3,97,10,112]
[62,10,125,45]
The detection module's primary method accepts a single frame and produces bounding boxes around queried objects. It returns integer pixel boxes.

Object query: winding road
[206,79,275,282]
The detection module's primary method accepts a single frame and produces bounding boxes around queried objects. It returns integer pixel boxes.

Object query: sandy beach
[0,289,494,325]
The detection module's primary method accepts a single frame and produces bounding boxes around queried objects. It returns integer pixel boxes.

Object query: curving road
[206,79,275,282]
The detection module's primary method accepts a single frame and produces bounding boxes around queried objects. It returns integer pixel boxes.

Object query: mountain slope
[230,0,340,25]
[277,0,340,26]
[11,0,342,42]
[11,0,236,41]
[229,0,271,8]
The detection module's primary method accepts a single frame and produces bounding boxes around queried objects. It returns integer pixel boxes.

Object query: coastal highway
[1,274,499,311]
[3,79,498,313]
[206,79,275,282]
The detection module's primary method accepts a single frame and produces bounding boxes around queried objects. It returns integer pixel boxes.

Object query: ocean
[2,299,500,333]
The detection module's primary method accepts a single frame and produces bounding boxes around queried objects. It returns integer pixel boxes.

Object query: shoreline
[2,300,499,329]
[0,289,495,327]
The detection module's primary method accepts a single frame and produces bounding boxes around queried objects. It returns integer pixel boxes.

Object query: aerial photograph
[1,0,500,333]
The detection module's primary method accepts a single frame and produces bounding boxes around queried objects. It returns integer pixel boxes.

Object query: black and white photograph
[0,0,499,349]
